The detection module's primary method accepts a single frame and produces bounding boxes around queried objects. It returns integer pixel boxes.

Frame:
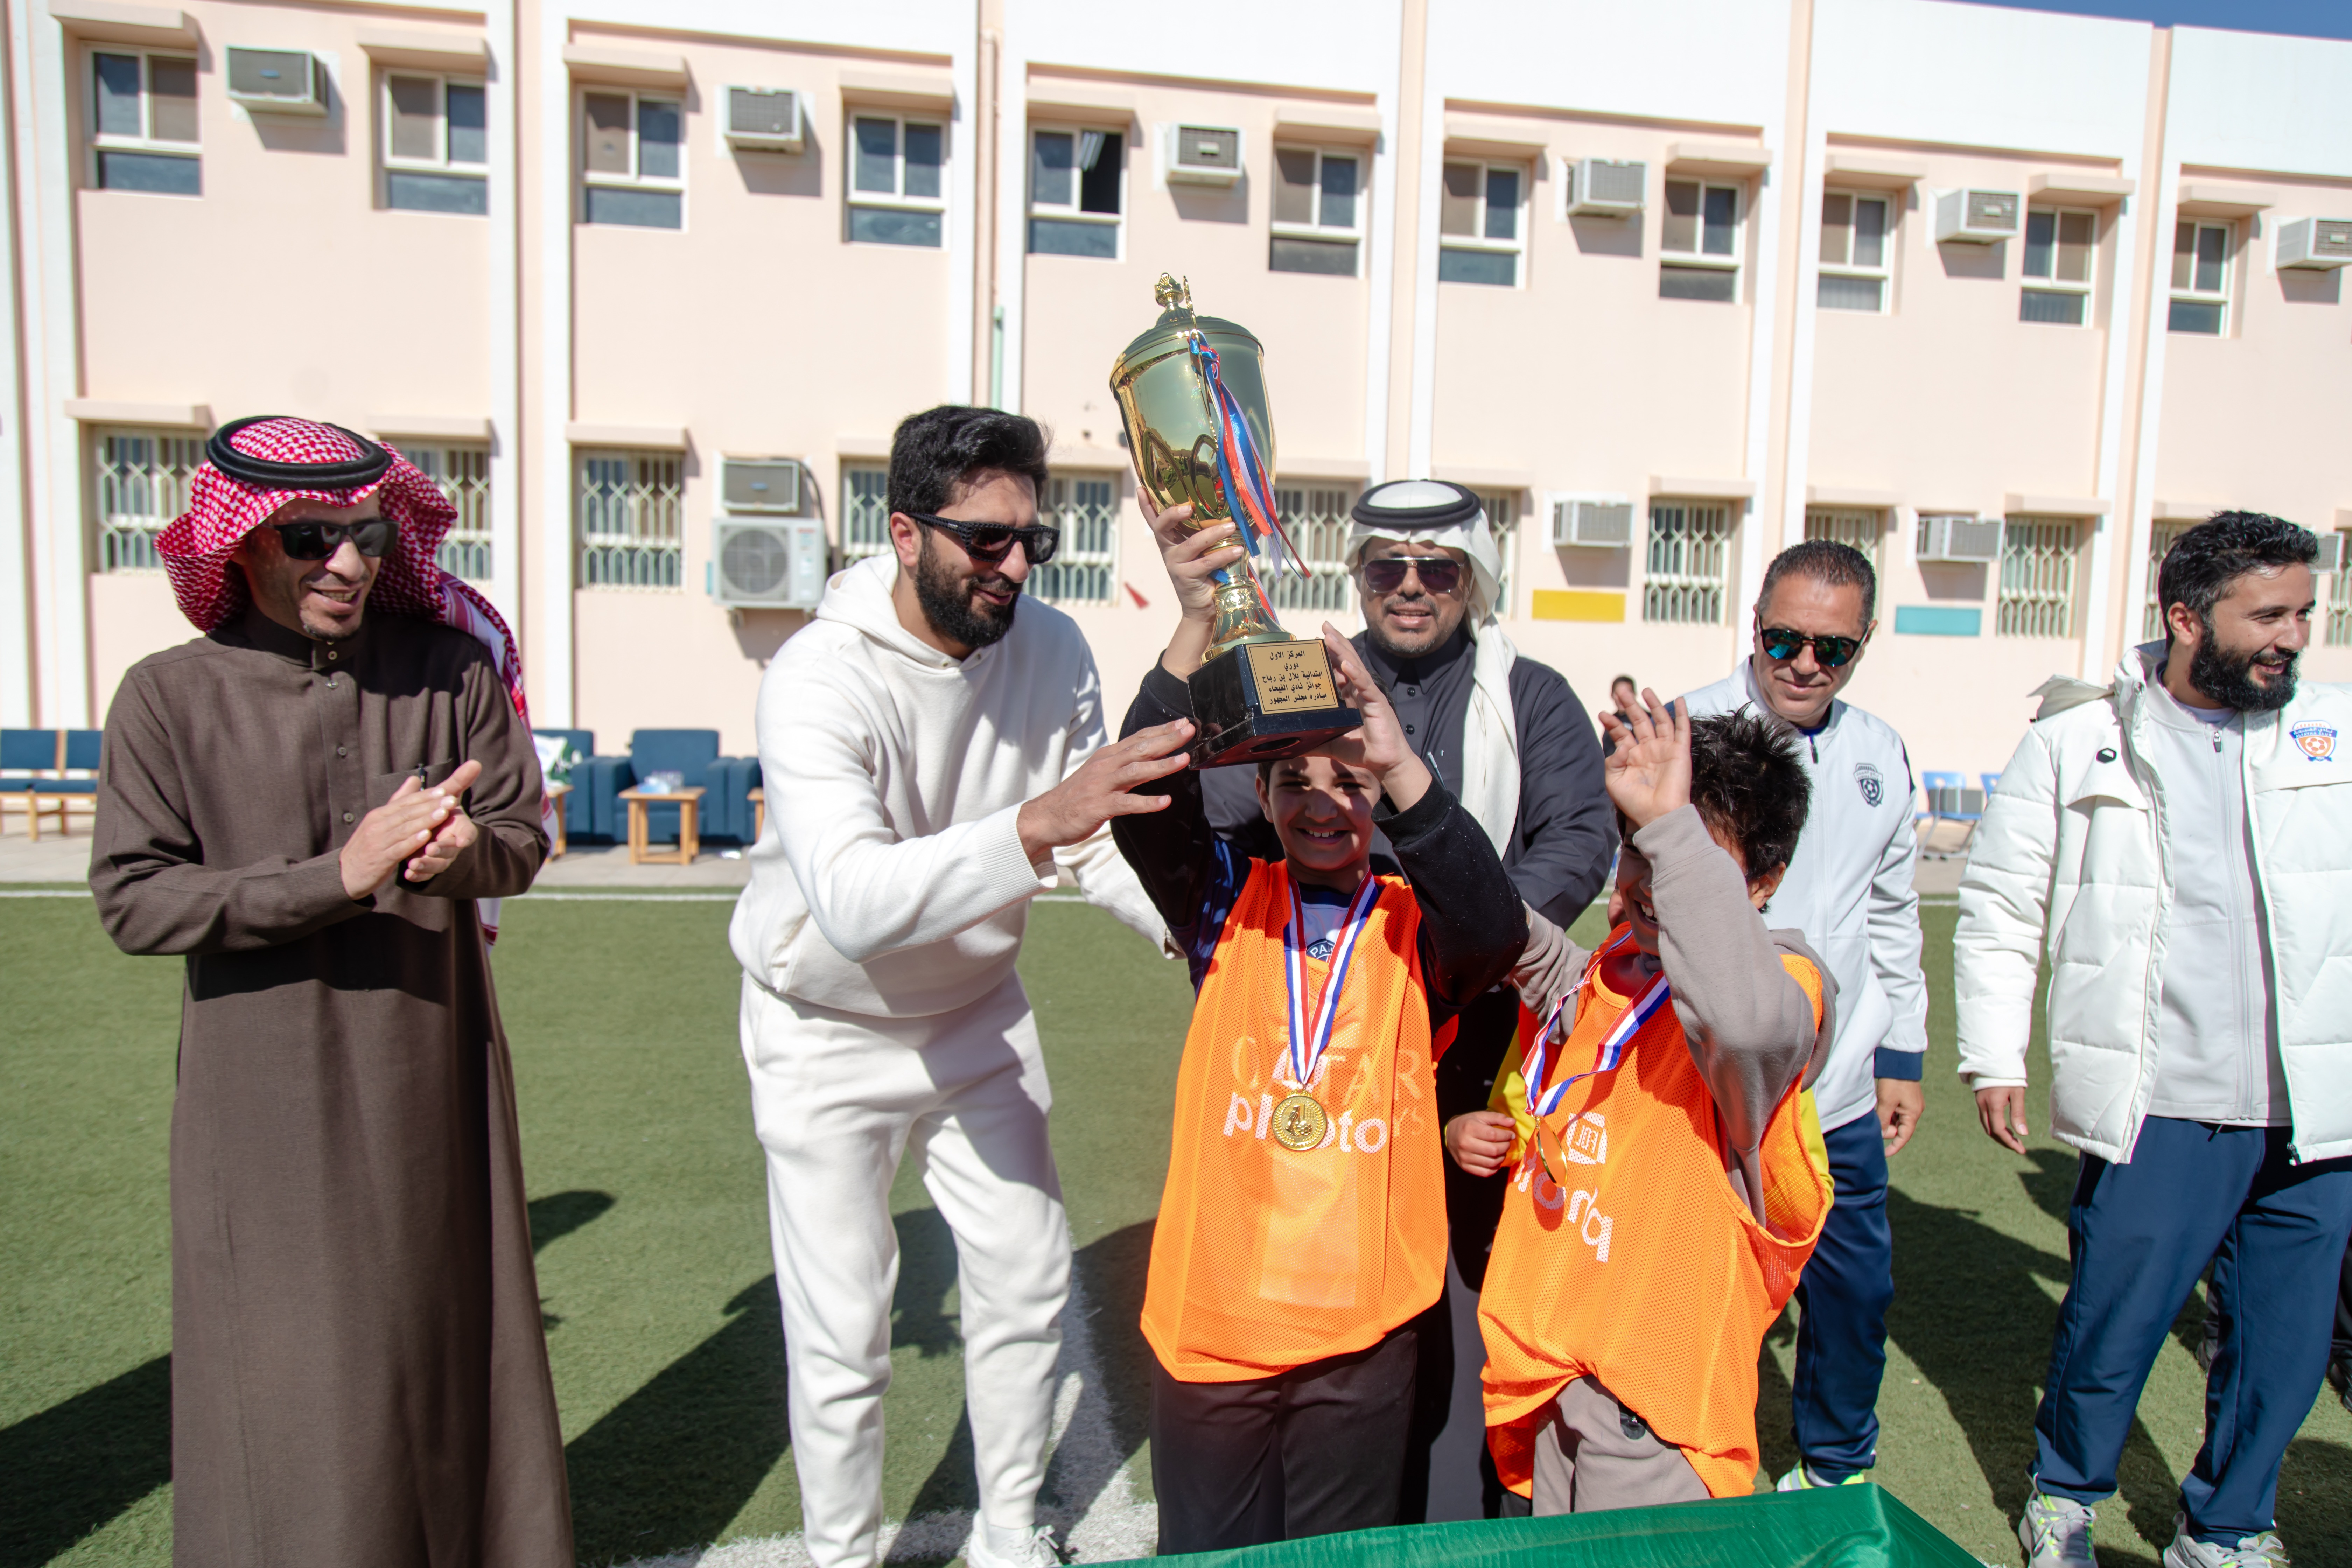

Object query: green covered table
[1121,1485,1984,1568]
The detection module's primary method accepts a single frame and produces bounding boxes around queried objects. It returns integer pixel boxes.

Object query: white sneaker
[2017,1493,2096,1567]
[966,1524,1066,1568]
[2161,1513,2291,1568]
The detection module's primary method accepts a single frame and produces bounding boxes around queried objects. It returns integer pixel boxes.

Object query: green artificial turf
[2,895,2347,1567]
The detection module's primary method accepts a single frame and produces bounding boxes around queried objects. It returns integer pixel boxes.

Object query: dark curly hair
[1689,710,1810,879]
[2155,511,2317,646]
[888,405,1051,518]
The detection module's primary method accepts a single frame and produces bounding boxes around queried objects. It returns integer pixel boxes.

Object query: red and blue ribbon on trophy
[1188,335,1306,610]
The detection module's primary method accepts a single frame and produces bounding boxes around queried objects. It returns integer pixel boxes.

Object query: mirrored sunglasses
[1360,556,1463,596]
[1759,626,1864,668]
[907,511,1060,566]
[273,518,399,560]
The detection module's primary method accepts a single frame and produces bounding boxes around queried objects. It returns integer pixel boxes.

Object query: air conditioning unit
[1550,498,1635,547]
[721,458,803,514]
[1166,123,1242,186]
[725,87,804,153]
[2275,216,2352,271]
[1934,188,2022,244]
[1916,513,2004,564]
[714,519,828,609]
[2314,532,2348,575]
[1567,158,1645,216]
[225,48,327,115]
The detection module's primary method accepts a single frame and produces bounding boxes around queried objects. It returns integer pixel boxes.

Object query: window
[578,449,682,588]
[1644,500,1734,624]
[580,91,682,230]
[2142,519,2191,642]
[1477,489,1521,614]
[93,427,202,572]
[1270,147,1362,276]
[2329,533,2352,648]
[89,51,197,195]
[405,444,492,580]
[840,463,892,563]
[1661,180,1740,301]
[848,114,944,247]
[1998,516,2079,638]
[2021,208,2095,326]
[2169,220,2230,335]
[1268,486,1359,611]
[383,75,486,215]
[1817,192,1890,313]
[1438,160,1524,286]
[1029,127,1122,258]
[1030,476,1117,603]
[1805,506,1883,572]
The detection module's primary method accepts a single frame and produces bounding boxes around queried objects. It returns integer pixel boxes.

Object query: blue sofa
[541,728,761,846]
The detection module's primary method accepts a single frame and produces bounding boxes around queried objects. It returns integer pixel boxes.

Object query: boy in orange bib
[1469,696,1838,1512]
[1110,499,1527,1553]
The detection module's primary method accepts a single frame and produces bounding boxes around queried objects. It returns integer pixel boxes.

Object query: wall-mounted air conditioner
[1567,158,1645,216]
[1934,189,2021,244]
[226,48,327,115]
[2314,532,2348,575]
[2276,216,2352,271]
[1915,513,2004,564]
[726,88,804,153]
[1550,497,1635,547]
[714,519,828,609]
[721,457,804,514]
[1166,124,1243,186]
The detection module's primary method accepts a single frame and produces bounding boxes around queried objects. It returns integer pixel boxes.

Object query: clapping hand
[1597,688,1690,831]
[340,760,484,899]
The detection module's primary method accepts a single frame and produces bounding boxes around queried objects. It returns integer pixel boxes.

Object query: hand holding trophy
[1112,275,1361,766]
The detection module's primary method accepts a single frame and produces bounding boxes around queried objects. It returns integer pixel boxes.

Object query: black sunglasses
[1359,555,1463,596]
[1759,626,1866,668]
[906,511,1060,566]
[273,517,399,561]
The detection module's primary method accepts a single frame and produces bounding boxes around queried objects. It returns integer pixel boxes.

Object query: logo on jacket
[2290,723,2337,762]
[1854,762,1884,807]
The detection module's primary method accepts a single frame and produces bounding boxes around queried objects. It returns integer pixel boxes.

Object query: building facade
[5,0,2349,786]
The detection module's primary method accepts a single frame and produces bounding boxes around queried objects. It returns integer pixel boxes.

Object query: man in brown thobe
[89,417,573,1566]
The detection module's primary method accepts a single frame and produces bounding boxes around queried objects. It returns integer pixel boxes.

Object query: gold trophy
[1110,275,1360,766]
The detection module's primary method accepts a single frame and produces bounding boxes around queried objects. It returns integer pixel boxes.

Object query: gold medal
[1536,1118,1567,1186]
[1269,1092,1329,1152]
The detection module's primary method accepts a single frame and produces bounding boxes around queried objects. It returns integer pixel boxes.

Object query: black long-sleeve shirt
[1112,664,1527,1025]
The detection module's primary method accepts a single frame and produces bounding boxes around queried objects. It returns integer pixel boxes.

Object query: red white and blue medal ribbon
[1282,875,1382,1092]
[1523,929,1671,1117]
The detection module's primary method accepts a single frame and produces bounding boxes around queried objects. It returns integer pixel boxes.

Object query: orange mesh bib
[1478,927,1831,1499]
[1142,861,1448,1382]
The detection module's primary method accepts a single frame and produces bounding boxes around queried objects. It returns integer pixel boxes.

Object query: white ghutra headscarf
[1343,479,1520,857]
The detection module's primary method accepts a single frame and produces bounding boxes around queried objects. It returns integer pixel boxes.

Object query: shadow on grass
[532,1188,618,1253]
[0,1353,172,1568]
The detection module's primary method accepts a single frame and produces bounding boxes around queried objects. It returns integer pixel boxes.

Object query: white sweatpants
[740,971,1070,1568]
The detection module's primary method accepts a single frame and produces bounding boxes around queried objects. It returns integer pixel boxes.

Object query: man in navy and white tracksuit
[1960,514,2352,1568]
[1682,538,1928,1493]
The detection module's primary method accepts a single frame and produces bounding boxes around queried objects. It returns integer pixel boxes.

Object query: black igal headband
[1350,478,1483,531]
[206,416,392,490]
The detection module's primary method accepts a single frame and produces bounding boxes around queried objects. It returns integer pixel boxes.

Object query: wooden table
[544,780,571,858]
[619,784,705,865]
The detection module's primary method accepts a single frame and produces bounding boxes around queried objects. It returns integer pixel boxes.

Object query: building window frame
[1268,485,1362,612]
[92,426,204,573]
[1816,189,1891,314]
[1437,158,1526,287]
[847,112,946,248]
[1643,498,1735,624]
[87,48,199,195]
[2169,218,2231,335]
[1030,474,1119,604]
[382,72,488,216]
[2328,531,2352,648]
[2021,205,2096,327]
[576,448,684,590]
[403,443,493,580]
[2142,518,2192,642]
[1477,489,1521,615]
[1660,178,1742,302]
[1028,123,1124,260]
[1997,515,2082,639]
[1270,145,1364,278]
[1804,505,1885,574]
[839,462,893,564]
[579,87,684,230]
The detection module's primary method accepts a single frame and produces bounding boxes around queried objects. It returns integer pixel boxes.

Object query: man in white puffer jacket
[1957,514,2352,1568]
[730,407,1179,1568]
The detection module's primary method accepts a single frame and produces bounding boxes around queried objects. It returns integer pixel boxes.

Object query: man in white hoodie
[1958,514,2352,1568]
[730,406,1178,1568]
[1680,539,1927,1494]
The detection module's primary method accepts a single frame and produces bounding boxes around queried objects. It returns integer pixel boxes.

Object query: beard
[2188,625,2298,712]
[913,532,1020,650]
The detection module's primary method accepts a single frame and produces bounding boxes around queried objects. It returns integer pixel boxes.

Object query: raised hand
[340,760,485,899]
[1597,688,1689,832]
[1016,718,1195,863]
[1314,624,1433,810]
[1142,495,1249,678]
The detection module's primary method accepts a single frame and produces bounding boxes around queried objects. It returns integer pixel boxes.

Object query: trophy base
[1188,638,1362,769]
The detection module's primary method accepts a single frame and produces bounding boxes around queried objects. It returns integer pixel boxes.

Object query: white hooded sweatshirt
[729,553,1167,1019]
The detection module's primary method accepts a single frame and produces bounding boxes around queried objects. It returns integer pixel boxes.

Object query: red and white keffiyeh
[159,416,546,938]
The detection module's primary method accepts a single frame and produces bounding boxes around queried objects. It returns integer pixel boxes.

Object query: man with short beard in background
[730,405,1173,1568]
[1959,513,2352,1568]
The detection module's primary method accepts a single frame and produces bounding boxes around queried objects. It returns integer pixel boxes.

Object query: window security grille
[840,465,891,562]
[2142,520,2191,642]
[407,445,492,580]
[2329,533,2352,649]
[1269,486,1359,612]
[95,428,202,572]
[1478,490,1520,614]
[1804,506,1882,569]
[578,450,683,589]
[1999,517,2079,639]
[1031,476,1116,603]
[1644,501,1733,624]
